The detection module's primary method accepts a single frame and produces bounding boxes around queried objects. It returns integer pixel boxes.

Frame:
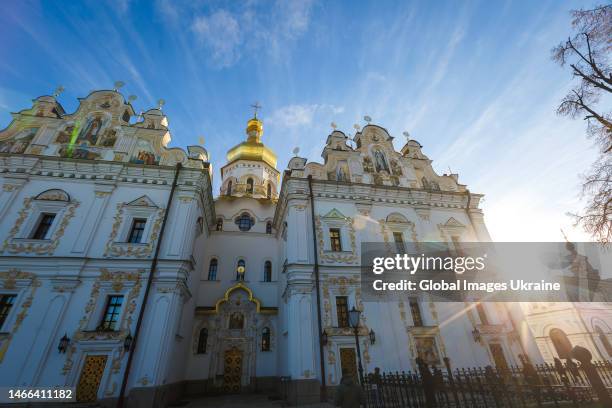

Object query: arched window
[235,212,254,231]
[267,183,272,199]
[550,328,573,359]
[216,218,223,231]
[246,178,254,194]
[236,259,246,281]
[227,180,232,196]
[595,326,612,357]
[207,259,218,281]
[197,328,208,354]
[264,261,272,282]
[266,221,272,234]
[373,149,389,173]
[262,327,271,351]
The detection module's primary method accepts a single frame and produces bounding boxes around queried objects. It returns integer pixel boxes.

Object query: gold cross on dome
[251,101,262,118]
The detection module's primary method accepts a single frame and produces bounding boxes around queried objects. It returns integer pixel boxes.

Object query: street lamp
[58,333,70,353]
[348,306,365,386]
[472,327,481,343]
[321,329,328,346]
[124,332,133,352]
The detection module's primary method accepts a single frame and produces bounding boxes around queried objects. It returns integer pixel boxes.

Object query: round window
[235,213,254,231]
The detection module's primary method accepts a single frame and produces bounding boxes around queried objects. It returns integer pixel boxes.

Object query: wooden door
[223,347,243,393]
[340,348,357,381]
[489,343,509,371]
[76,355,107,402]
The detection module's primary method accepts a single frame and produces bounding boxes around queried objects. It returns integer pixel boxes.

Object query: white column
[0,178,26,220]
[71,184,115,255]
[285,278,318,379]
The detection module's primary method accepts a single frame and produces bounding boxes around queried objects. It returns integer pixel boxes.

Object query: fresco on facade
[99,128,118,147]
[77,115,106,145]
[0,127,39,154]
[55,124,75,144]
[130,139,159,165]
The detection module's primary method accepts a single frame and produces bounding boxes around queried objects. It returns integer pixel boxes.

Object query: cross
[251,101,262,118]
[114,81,125,91]
[53,86,65,97]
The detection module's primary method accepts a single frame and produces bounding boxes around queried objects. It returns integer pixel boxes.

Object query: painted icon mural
[78,115,106,145]
[130,139,159,165]
[0,127,39,154]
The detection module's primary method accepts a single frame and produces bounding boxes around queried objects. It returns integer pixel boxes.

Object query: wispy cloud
[192,10,242,68]
[267,104,344,129]
[188,0,315,68]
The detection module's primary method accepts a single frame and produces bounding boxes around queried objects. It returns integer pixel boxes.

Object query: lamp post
[348,306,365,386]
[58,333,70,353]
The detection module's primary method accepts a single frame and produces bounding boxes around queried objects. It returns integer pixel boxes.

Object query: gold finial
[113,81,125,91]
[251,101,262,119]
[199,136,205,145]
[53,85,65,97]
[246,102,264,141]
[331,122,337,130]
[157,98,165,110]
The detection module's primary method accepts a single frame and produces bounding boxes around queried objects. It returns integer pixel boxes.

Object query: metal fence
[362,358,612,407]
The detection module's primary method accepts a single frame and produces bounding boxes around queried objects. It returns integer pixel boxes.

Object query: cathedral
[0,88,611,407]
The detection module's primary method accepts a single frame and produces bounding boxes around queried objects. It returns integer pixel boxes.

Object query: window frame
[329,228,342,252]
[0,294,17,331]
[261,327,271,351]
[207,258,218,281]
[246,178,254,194]
[335,296,349,328]
[236,259,246,281]
[393,231,405,253]
[29,213,57,240]
[99,295,124,331]
[127,218,147,244]
[235,213,254,232]
[18,200,67,241]
[263,260,272,282]
[409,299,423,327]
[197,327,208,354]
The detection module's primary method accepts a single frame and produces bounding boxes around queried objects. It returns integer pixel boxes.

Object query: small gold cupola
[246,115,263,142]
[225,103,277,168]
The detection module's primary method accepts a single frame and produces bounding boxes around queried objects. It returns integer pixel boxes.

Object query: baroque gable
[0,88,209,170]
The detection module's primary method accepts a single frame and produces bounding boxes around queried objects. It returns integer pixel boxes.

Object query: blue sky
[0,0,602,241]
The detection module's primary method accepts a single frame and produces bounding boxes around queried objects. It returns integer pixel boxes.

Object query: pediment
[386,212,409,224]
[442,217,465,228]
[127,195,157,207]
[322,208,347,220]
[35,189,70,202]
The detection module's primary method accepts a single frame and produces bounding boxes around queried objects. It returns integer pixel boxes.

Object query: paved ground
[171,394,334,408]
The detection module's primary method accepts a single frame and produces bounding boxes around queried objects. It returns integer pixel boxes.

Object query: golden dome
[225,115,277,168]
[246,117,263,142]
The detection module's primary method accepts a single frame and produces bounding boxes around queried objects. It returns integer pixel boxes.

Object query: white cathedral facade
[0,88,611,407]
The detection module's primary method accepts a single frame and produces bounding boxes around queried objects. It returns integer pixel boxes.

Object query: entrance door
[489,343,509,371]
[76,355,107,402]
[340,348,358,381]
[223,347,243,393]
